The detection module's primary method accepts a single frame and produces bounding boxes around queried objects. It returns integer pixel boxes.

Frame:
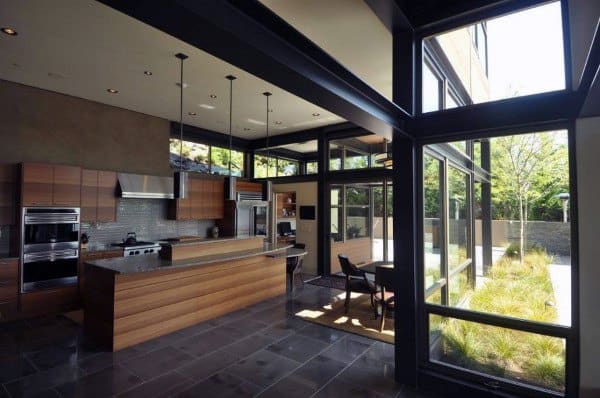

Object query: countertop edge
[85,243,293,274]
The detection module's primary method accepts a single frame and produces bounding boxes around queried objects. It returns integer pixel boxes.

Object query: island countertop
[85,242,291,274]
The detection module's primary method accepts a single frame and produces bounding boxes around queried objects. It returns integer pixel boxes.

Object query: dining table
[359,260,393,274]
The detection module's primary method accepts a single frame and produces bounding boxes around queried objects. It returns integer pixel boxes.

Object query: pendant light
[226,75,237,176]
[174,52,189,199]
[263,92,272,178]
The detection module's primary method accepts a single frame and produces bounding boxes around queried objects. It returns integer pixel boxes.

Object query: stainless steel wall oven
[21,208,80,292]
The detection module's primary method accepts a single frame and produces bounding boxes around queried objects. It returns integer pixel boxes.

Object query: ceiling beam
[363,0,413,33]
[95,0,411,140]
[578,20,600,118]
[410,90,578,141]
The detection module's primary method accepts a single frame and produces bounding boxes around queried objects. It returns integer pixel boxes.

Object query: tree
[490,132,568,263]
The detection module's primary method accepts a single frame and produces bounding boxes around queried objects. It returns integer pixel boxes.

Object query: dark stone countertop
[85,243,292,274]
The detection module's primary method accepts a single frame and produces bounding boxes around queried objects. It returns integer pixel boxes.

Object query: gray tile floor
[0,284,441,398]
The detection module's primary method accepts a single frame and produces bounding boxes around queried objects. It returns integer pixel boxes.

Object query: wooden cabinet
[0,164,17,225]
[79,250,122,300]
[81,169,117,223]
[0,258,18,321]
[169,175,224,220]
[22,163,81,207]
[20,286,79,315]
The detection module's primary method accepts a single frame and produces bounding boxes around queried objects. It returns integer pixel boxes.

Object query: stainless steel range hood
[118,173,174,199]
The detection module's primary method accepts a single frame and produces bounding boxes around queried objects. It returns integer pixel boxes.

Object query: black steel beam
[410,90,578,141]
[364,0,413,33]
[96,0,410,140]
[171,122,251,151]
[392,133,418,386]
[578,20,600,117]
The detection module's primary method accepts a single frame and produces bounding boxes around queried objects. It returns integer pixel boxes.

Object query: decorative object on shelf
[286,196,292,204]
[226,74,237,176]
[211,225,219,238]
[174,52,189,199]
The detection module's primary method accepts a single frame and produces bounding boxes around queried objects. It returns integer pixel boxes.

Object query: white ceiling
[0,0,345,139]
[259,0,393,101]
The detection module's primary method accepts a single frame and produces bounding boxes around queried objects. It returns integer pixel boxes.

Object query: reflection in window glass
[424,155,443,296]
[169,138,209,172]
[306,161,318,174]
[344,149,369,169]
[346,187,370,240]
[423,62,441,113]
[277,158,298,177]
[447,167,469,271]
[429,316,566,393]
[254,155,276,178]
[210,146,244,176]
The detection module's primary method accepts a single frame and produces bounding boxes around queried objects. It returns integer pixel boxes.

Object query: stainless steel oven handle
[24,250,79,263]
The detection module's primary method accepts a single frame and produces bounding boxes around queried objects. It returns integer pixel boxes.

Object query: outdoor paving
[0,283,442,398]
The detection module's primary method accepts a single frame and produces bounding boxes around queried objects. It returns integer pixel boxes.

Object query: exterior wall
[436,27,490,103]
[0,80,171,176]
[575,117,600,398]
[273,181,318,275]
[473,220,571,256]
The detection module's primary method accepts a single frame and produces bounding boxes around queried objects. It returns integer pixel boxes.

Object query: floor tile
[286,355,347,391]
[260,318,308,340]
[227,349,300,388]
[266,333,329,363]
[337,358,400,398]
[173,327,240,357]
[321,335,373,364]
[56,365,141,398]
[256,376,314,398]
[313,377,384,398]
[116,371,191,398]
[122,346,194,381]
[176,349,239,381]
[296,323,347,344]
[223,334,275,360]
[0,354,37,383]
[4,363,85,398]
[177,372,262,398]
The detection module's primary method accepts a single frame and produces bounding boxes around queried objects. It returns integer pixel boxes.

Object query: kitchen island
[84,236,289,351]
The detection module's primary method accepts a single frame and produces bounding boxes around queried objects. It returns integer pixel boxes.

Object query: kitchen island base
[85,251,286,351]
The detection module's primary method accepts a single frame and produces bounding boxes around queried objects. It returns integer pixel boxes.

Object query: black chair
[287,243,306,289]
[337,254,376,315]
[374,266,395,332]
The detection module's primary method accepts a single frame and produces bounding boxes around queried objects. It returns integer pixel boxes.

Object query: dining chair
[337,254,376,315]
[287,243,306,288]
[374,266,395,332]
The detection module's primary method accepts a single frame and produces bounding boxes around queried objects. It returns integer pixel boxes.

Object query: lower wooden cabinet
[20,286,80,316]
[79,250,122,301]
[0,258,18,321]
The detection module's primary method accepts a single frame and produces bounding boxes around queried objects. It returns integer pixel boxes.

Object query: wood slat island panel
[84,250,286,351]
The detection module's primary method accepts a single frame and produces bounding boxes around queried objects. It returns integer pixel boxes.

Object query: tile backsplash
[81,199,215,245]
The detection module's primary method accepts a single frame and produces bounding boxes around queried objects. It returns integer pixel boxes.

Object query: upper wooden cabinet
[169,175,224,221]
[0,164,17,225]
[81,169,117,223]
[22,163,81,207]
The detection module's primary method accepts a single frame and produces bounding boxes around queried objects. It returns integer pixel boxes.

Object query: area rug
[295,291,394,344]
[307,275,346,290]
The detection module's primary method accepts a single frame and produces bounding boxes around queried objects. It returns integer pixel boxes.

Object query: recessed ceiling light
[209,94,217,99]
[175,82,189,88]
[143,70,152,76]
[312,112,320,117]
[1,27,17,36]
[243,128,251,131]
[188,112,197,116]
[107,88,119,94]
[274,121,283,125]
[199,104,215,109]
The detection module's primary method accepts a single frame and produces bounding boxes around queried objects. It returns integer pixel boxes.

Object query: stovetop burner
[110,241,161,256]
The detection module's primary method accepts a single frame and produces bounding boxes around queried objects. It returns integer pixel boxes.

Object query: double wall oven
[21,208,80,292]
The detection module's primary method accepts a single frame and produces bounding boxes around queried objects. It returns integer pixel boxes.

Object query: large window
[329,135,389,171]
[306,161,318,174]
[254,154,299,178]
[423,130,573,395]
[423,1,565,108]
[169,138,244,176]
[345,187,370,240]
